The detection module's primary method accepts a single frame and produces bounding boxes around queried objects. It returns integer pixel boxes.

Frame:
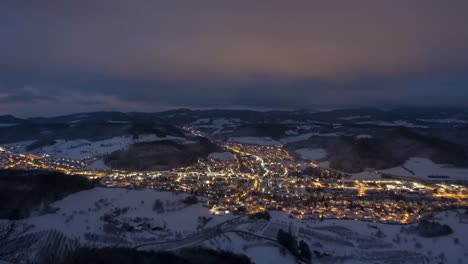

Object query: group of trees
[152,196,199,216]
[416,220,453,237]
[62,246,252,264]
[153,199,165,214]
[0,170,94,219]
[0,170,96,261]
[248,211,271,221]
[277,229,311,262]
[0,221,37,262]
[181,195,199,205]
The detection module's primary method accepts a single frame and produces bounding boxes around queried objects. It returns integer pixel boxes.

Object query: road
[133,215,248,251]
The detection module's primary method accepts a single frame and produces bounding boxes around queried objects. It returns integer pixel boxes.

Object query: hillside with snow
[8,187,468,264]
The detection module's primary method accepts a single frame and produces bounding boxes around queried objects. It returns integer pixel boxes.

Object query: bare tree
[0,221,38,261]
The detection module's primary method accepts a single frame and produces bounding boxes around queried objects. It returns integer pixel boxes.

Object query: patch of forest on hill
[0,170,95,219]
[104,137,220,171]
[287,128,468,173]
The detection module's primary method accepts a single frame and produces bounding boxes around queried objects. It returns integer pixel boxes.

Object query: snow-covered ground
[417,118,467,124]
[106,120,132,124]
[11,187,467,263]
[282,133,316,143]
[380,157,468,181]
[349,170,382,180]
[0,123,19,127]
[192,118,241,136]
[281,132,343,143]
[201,233,296,264]
[4,134,188,160]
[226,128,374,146]
[24,188,233,241]
[356,121,428,129]
[208,152,235,161]
[319,160,331,168]
[294,148,327,160]
[339,115,371,120]
[85,159,108,170]
[226,133,343,146]
[284,129,299,135]
[227,137,281,145]
[264,210,468,264]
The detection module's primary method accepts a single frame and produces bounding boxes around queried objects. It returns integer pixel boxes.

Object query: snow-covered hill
[11,187,468,264]
[5,135,189,160]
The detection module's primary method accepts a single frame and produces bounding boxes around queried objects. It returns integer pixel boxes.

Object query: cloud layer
[1,1,468,116]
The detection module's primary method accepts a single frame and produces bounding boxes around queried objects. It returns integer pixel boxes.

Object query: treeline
[61,247,252,264]
[0,170,95,219]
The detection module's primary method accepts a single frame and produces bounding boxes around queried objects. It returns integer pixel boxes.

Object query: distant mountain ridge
[4,107,468,125]
[0,115,23,124]
[1,107,468,174]
[1,107,468,146]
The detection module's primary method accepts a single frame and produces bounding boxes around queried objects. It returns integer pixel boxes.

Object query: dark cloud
[1,0,468,116]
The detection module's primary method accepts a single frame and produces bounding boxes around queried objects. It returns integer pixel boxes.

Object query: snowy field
[417,118,467,124]
[356,134,373,139]
[339,115,371,120]
[356,121,428,128]
[208,152,235,161]
[0,123,19,127]
[349,170,382,180]
[192,118,241,136]
[249,211,468,264]
[226,133,343,146]
[22,188,234,244]
[281,132,343,143]
[294,148,327,160]
[319,161,331,168]
[4,134,189,160]
[380,157,468,181]
[227,137,281,145]
[201,232,296,264]
[9,187,467,263]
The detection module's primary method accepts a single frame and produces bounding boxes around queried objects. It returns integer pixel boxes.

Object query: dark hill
[104,137,221,171]
[0,170,94,219]
[287,128,468,173]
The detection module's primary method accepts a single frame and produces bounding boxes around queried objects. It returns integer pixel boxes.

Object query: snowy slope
[356,121,428,128]
[14,187,468,264]
[4,134,188,160]
[25,187,233,242]
[294,148,327,160]
[380,157,468,181]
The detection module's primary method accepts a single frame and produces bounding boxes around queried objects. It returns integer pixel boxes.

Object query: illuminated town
[1,139,467,225]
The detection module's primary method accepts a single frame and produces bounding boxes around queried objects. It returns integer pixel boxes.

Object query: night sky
[1,1,468,117]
